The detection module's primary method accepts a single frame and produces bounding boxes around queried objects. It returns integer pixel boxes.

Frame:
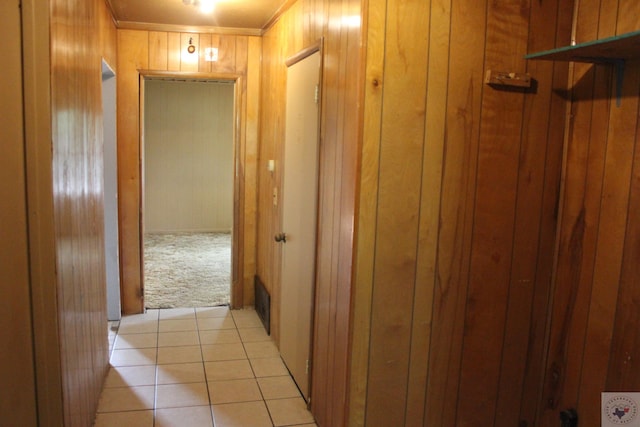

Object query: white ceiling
[108,0,288,31]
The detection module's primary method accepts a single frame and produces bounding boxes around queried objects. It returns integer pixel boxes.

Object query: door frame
[280,39,324,402]
[137,70,245,309]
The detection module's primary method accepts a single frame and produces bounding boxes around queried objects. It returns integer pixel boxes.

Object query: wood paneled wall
[48,0,117,425]
[144,80,234,233]
[350,0,573,426]
[117,30,260,311]
[540,2,640,426]
[257,0,363,425]
[1,1,38,425]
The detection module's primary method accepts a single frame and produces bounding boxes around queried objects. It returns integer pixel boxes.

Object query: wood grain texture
[1,1,38,425]
[117,29,259,313]
[517,1,574,424]
[456,1,529,424]
[149,31,168,70]
[258,0,362,425]
[242,36,261,306]
[607,66,640,389]
[354,0,572,426]
[364,0,429,423]
[539,1,640,425]
[425,0,486,424]
[492,0,564,424]
[348,0,385,423]
[21,0,65,424]
[117,29,149,314]
[46,0,117,424]
[578,59,638,424]
[199,33,212,73]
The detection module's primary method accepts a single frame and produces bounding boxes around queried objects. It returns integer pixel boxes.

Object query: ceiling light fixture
[182,0,215,14]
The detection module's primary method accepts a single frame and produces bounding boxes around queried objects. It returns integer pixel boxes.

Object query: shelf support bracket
[579,57,625,107]
[614,59,625,107]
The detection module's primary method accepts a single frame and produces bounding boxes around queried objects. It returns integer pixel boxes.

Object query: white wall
[144,80,234,233]
[102,60,120,320]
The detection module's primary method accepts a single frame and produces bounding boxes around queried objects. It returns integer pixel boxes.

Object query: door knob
[274,232,287,243]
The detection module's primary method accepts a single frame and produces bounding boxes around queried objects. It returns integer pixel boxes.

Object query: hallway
[96,307,316,426]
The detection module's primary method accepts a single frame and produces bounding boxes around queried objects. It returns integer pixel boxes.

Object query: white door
[279,50,321,400]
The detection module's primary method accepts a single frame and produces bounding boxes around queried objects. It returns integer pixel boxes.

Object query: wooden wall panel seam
[606,74,640,390]
[518,3,573,424]
[575,58,640,424]
[48,0,116,423]
[348,0,386,422]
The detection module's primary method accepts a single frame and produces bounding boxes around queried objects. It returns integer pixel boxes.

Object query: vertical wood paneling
[494,1,558,424]
[167,32,181,71]
[21,0,65,423]
[540,1,640,425]
[578,62,639,424]
[118,29,149,314]
[353,0,572,426]
[410,0,450,424]
[243,36,261,306]
[149,31,168,70]
[47,0,116,424]
[258,0,363,425]
[180,33,199,72]
[364,0,429,423]
[256,25,281,332]
[457,1,530,425]
[425,0,486,424]
[349,0,386,422]
[598,0,619,36]
[332,0,362,423]
[214,35,237,73]
[199,33,212,73]
[608,81,640,389]
[540,4,601,426]
[315,0,340,416]
[20,0,639,426]
[511,1,574,425]
[617,1,640,35]
[1,1,38,425]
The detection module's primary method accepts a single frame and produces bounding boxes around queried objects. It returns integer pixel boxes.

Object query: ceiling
[108,0,288,32]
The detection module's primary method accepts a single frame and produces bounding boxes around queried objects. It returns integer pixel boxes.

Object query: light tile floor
[96,307,317,427]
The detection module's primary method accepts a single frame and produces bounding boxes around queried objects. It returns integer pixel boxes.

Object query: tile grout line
[235,310,277,427]
[101,307,315,426]
[195,307,218,426]
[153,308,160,427]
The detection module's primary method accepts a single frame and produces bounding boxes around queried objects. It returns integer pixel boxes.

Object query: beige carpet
[143,232,231,309]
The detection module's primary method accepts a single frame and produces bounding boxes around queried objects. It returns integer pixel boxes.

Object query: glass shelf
[524,30,640,63]
[525,30,640,106]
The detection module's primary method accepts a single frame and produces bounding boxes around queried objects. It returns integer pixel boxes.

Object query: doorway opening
[102,59,121,321]
[141,77,235,309]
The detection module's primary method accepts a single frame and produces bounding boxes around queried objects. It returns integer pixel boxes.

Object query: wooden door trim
[285,40,322,68]
[137,70,245,310]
